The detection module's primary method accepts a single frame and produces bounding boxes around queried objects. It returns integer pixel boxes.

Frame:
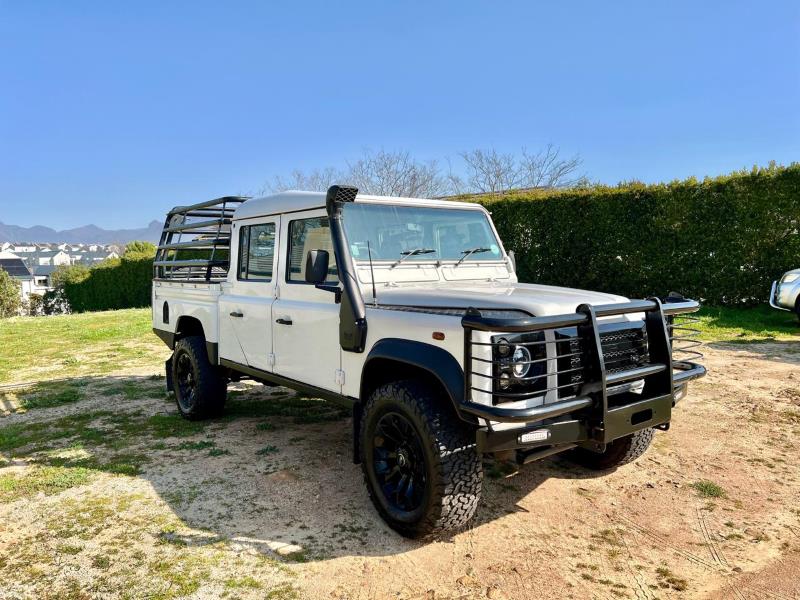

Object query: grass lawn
[0,302,796,386]
[694,304,798,343]
[0,308,165,384]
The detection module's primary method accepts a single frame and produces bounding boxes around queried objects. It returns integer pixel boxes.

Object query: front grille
[483,321,650,404]
[555,322,648,399]
[599,324,649,374]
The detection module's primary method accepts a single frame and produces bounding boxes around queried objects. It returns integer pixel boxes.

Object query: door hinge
[268,353,276,368]
[335,369,345,386]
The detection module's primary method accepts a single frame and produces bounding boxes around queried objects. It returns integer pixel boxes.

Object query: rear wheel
[360,380,482,538]
[172,336,227,420]
[567,428,655,470]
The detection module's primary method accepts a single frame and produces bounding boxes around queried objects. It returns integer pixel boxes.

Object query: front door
[218,216,279,371]
[272,210,342,392]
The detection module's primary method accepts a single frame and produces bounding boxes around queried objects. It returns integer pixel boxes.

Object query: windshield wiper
[391,247,436,268]
[455,247,491,266]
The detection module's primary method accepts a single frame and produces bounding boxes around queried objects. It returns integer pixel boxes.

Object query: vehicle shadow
[0,374,623,561]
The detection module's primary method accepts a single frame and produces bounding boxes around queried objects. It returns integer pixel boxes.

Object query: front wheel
[360,380,482,538]
[172,336,227,420]
[566,428,655,470]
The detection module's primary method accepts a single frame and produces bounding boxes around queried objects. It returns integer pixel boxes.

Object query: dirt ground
[0,341,798,599]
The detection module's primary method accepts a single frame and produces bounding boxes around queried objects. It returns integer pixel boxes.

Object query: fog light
[497,338,512,358]
[499,372,511,390]
[519,429,550,444]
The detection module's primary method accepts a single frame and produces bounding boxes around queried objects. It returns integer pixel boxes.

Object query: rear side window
[238,223,276,281]
[286,217,338,283]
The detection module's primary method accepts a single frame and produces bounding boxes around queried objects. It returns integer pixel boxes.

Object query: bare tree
[458,145,584,196]
[262,167,344,194]
[263,145,585,198]
[458,149,523,195]
[519,144,584,188]
[346,149,449,198]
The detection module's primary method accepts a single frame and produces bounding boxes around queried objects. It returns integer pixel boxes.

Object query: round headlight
[511,346,531,378]
[496,338,512,358]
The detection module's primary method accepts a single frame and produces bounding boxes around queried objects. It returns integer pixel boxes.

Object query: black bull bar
[460,298,706,453]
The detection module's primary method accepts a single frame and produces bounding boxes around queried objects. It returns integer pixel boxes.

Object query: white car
[770,269,800,320]
[151,185,705,537]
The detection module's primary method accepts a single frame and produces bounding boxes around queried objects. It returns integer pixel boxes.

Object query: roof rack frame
[154,196,248,282]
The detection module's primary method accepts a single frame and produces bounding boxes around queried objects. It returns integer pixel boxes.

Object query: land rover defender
[152,185,706,537]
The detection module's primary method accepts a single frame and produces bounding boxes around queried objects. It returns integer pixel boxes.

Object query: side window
[286,217,338,283]
[238,223,276,281]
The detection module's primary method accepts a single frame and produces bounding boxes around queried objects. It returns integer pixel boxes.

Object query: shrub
[0,270,21,318]
[124,241,156,257]
[61,255,152,313]
[475,163,799,305]
[43,288,70,315]
[27,293,43,316]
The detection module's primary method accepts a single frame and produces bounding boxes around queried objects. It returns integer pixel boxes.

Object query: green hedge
[62,256,152,313]
[475,163,799,305]
[57,164,799,311]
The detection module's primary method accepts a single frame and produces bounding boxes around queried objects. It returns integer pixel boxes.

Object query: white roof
[233,190,483,221]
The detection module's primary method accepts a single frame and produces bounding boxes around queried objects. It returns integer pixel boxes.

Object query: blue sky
[1,0,798,229]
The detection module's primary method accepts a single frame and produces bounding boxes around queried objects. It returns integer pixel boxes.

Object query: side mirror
[305,249,330,284]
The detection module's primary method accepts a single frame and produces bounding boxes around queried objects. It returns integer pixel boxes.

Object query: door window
[238,223,276,281]
[286,217,338,283]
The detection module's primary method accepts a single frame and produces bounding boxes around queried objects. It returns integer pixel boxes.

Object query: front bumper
[459,297,706,455]
[770,280,794,311]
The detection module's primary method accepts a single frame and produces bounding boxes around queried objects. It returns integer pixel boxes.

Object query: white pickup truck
[152,185,705,538]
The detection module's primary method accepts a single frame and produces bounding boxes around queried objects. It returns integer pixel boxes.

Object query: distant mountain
[0,220,163,244]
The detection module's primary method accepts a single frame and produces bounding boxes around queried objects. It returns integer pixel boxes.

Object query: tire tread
[172,336,227,420]
[568,428,654,470]
[360,380,482,538]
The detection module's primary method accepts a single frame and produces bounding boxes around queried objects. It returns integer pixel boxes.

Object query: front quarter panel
[341,307,464,399]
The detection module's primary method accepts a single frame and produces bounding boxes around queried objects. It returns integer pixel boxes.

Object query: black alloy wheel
[372,412,427,513]
[360,380,482,538]
[171,335,227,420]
[175,351,198,413]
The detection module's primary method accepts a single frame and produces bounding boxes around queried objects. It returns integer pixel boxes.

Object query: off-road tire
[360,380,482,538]
[172,336,227,421]
[567,428,655,470]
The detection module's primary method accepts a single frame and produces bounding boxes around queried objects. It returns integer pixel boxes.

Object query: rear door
[271,210,342,392]
[218,216,279,371]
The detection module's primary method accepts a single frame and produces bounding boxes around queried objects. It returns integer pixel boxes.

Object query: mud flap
[165,356,174,393]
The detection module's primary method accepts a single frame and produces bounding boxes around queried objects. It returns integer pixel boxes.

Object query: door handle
[230,311,244,318]
[275,317,293,325]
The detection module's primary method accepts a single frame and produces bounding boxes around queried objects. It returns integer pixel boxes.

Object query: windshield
[342,203,503,263]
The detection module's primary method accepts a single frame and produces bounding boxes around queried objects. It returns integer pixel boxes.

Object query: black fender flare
[359,338,468,421]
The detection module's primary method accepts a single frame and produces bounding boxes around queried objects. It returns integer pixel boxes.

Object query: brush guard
[461,297,706,454]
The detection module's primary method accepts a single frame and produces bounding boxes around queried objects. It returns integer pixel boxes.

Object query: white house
[0,250,36,302]
[32,250,71,266]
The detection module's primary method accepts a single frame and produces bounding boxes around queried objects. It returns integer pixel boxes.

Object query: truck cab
[152,185,705,538]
